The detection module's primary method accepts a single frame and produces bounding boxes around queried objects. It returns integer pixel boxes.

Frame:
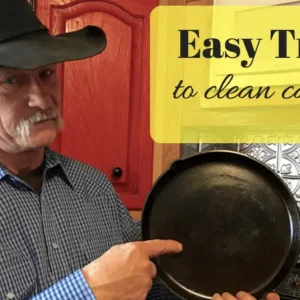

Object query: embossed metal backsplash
[181,143,300,208]
[181,142,300,265]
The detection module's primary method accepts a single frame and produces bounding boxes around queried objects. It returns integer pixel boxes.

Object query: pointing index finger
[142,239,183,258]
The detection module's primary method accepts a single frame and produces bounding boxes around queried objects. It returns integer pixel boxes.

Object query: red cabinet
[36,0,158,209]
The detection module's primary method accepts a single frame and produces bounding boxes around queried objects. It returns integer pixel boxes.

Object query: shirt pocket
[83,232,124,264]
[0,253,36,300]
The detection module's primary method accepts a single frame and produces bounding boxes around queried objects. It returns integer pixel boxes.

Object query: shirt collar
[43,147,74,188]
[0,147,74,189]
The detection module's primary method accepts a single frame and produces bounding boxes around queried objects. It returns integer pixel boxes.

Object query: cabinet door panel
[36,0,157,209]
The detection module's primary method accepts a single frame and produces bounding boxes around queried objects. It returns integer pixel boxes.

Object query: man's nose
[27,81,53,110]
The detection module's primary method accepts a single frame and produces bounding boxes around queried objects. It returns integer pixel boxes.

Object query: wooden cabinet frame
[152,0,212,184]
[151,0,185,183]
[152,143,181,182]
[131,0,213,219]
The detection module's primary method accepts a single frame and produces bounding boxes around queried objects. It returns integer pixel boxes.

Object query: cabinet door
[36,0,157,209]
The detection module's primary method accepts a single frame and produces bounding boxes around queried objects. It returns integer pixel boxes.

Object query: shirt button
[6,292,15,299]
[52,242,59,249]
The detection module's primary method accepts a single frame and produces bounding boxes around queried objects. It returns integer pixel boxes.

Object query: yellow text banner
[150,5,300,143]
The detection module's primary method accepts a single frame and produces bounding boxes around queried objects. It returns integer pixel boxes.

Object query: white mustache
[14,110,62,142]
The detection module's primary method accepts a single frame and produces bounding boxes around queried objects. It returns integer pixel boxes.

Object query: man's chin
[16,132,58,150]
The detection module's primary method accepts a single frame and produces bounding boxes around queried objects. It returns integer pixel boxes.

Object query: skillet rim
[141,150,300,300]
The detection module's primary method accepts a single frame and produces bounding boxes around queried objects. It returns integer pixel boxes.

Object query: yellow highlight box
[150,5,300,143]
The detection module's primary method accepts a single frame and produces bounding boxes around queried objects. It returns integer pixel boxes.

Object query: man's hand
[212,291,280,300]
[82,239,182,300]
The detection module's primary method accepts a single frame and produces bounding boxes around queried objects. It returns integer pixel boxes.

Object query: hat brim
[0,25,107,70]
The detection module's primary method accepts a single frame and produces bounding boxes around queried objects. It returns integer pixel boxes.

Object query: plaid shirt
[0,147,178,300]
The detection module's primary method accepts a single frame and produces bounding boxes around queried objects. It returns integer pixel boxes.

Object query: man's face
[0,64,63,152]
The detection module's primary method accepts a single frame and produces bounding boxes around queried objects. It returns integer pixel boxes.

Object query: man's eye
[40,69,54,78]
[2,76,17,85]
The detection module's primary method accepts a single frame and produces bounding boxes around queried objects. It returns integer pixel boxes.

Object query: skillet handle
[168,158,184,172]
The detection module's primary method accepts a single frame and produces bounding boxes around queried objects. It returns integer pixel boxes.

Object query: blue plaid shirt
[0,147,178,299]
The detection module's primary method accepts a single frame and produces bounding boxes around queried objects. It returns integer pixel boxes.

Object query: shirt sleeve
[30,270,95,300]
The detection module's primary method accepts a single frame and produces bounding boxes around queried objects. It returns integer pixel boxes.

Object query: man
[0,1,282,300]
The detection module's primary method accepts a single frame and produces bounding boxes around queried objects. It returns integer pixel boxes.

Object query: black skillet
[141,150,300,300]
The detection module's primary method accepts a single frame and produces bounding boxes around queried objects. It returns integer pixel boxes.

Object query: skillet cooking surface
[141,151,300,299]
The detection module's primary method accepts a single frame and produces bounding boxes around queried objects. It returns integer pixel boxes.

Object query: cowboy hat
[0,0,107,70]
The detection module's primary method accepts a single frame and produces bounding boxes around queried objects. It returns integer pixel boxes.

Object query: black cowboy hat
[0,0,107,70]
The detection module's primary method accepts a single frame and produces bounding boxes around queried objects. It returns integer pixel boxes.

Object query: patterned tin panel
[181,143,300,209]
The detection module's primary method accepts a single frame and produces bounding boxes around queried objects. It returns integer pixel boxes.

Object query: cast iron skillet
[141,150,300,300]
